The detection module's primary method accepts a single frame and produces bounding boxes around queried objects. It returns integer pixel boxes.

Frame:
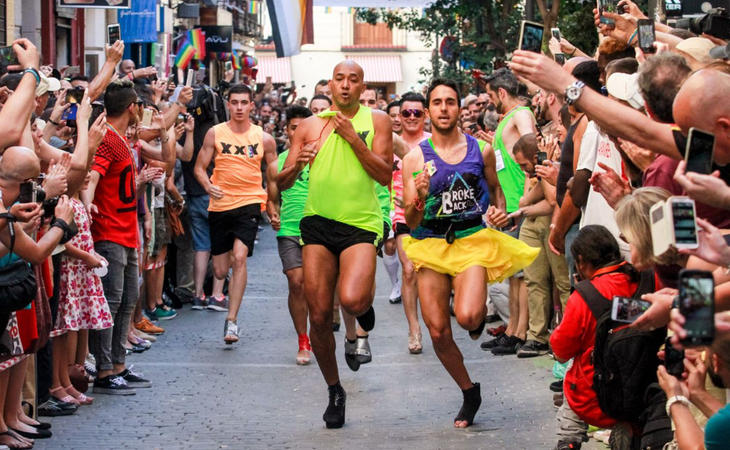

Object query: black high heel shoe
[454,382,481,427]
[323,383,346,429]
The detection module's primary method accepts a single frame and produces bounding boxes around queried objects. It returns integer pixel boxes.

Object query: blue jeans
[187,194,211,252]
[564,223,580,288]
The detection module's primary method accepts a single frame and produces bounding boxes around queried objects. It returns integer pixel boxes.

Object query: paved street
[38,226,605,449]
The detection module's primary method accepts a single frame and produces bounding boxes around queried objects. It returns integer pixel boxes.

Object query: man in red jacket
[550,225,641,449]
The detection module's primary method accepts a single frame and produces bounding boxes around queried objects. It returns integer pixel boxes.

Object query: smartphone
[597,0,621,27]
[664,337,685,377]
[225,61,233,72]
[537,151,548,166]
[141,108,153,127]
[518,20,544,53]
[186,68,194,87]
[66,88,84,105]
[685,128,715,175]
[551,28,562,41]
[678,269,715,347]
[175,113,186,125]
[611,296,651,323]
[107,24,120,46]
[61,103,78,127]
[637,19,656,54]
[671,197,699,249]
[0,46,18,67]
[18,181,37,204]
[555,53,566,65]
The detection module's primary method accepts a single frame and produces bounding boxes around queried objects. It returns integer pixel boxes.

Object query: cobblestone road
[38,227,606,449]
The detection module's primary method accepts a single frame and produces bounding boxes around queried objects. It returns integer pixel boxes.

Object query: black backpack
[188,85,222,125]
[575,265,666,422]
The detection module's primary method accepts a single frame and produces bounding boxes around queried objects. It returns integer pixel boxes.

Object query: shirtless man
[481,68,538,355]
[277,61,392,429]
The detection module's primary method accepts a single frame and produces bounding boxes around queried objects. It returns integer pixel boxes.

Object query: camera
[675,8,730,40]
[18,181,46,204]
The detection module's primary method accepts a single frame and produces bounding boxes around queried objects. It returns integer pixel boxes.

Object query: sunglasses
[401,109,424,119]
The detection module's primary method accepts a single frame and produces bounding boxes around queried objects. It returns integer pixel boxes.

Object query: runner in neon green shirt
[277,61,393,430]
[265,105,314,367]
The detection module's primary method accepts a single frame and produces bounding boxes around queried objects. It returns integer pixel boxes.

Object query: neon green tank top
[304,106,382,237]
[277,149,309,237]
[493,106,530,213]
[377,183,391,227]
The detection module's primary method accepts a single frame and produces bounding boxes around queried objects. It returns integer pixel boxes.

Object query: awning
[345,55,402,83]
[256,55,292,84]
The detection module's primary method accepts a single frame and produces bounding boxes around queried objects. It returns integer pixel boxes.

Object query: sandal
[64,385,93,405]
[454,382,481,428]
[408,332,423,354]
[49,387,79,406]
[0,430,33,449]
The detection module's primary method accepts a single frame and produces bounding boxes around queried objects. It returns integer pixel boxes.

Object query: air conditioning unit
[178,3,200,18]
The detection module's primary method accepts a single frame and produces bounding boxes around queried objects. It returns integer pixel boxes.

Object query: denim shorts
[187,194,211,252]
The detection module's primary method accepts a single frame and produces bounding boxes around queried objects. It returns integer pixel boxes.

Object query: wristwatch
[665,395,690,417]
[565,80,585,106]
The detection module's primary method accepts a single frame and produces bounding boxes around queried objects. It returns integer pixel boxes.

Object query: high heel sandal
[408,332,423,354]
[454,382,482,428]
[49,387,79,406]
[64,385,93,405]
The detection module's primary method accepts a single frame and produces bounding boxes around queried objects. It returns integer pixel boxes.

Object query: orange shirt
[208,122,266,212]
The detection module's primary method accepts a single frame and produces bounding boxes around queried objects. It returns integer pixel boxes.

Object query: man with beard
[482,68,538,355]
[402,78,538,428]
[658,322,730,449]
[278,61,392,429]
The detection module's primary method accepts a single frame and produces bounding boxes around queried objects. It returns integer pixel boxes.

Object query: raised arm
[0,39,40,150]
[510,51,680,159]
[88,41,124,101]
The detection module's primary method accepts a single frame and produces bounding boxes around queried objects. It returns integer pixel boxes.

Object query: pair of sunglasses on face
[401,109,423,119]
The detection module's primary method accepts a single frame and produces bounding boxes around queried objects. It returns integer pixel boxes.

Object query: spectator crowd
[0,0,727,448]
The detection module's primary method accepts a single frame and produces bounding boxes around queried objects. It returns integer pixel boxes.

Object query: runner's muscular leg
[284,267,308,335]
[303,244,339,385]
[396,234,420,335]
[452,266,488,331]
[226,239,249,321]
[337,243,377,317]
[418,268,473,390]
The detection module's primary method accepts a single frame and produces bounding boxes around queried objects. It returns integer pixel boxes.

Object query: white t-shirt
[576,121,631,259]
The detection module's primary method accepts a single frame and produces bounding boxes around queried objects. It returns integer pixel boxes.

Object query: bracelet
[665,395,690,417]
[48,119,61,126]
[568,48,577,56]
[51,217,77,245]
[23,68,41,85]
[175,101,187,109]
[628,28,639,46]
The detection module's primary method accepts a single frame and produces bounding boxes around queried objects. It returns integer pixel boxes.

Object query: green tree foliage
[357,0,524,92]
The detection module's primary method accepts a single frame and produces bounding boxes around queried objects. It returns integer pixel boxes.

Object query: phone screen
[141,108,153,127]
[611,296,650,323]
[664,337,685,377]
[0,46,18,68]
[671,199,698,246]
[598,0,618,26]
[685,128,715,175]
[62,104,78,122]
[537,151,548,166]
[186,69,195,87]
[225,61,232,71]
[638,21,655,52]
[107,24,120,46]
[555,53,566,65]
[520,21,544,53]
[551,28,561,41]
[679,270,715,346]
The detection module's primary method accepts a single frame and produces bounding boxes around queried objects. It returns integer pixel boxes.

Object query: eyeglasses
[476,102,486,106]
[401,109,424,119]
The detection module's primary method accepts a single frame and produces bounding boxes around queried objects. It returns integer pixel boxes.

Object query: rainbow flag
[175,41,195,69]
[249,0,257,13]
[232,50,241,70]
[188,28,206,60]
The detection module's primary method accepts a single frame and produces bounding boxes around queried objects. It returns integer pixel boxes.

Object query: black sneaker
[550,380,564,392]
[118,367,151,388]
[93,375,136,395]
[37,398,77,417]
[480,333,506,350]
[554,440,581,450]
[491,335,525,355]
[516,340,549,358]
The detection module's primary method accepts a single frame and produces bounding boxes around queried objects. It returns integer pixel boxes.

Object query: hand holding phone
[107,24,121,46]
[637,19,656,54]
[141,108,153,128]
[0,46,19,68]
[186,69,195,87]
[518,20,545,53]
[678,269,715,347]
[685,128,715,175]
[611,296,651,323]
[663,337,685,377]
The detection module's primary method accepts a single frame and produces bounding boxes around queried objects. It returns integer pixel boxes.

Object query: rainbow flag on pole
[232,50,241,70]
[188,28,206,60]
[249,1,258,13]
[175,41,195,69]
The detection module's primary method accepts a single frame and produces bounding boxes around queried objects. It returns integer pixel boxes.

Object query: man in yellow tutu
[401,78,539,428]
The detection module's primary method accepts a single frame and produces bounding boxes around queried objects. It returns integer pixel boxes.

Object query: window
[0,1,6,47]
[352,19,393,48]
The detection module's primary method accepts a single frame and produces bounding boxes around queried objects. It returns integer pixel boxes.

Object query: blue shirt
[705,403,730,449]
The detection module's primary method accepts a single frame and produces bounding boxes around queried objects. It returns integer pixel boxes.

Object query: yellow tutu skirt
[403,227,540,282]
